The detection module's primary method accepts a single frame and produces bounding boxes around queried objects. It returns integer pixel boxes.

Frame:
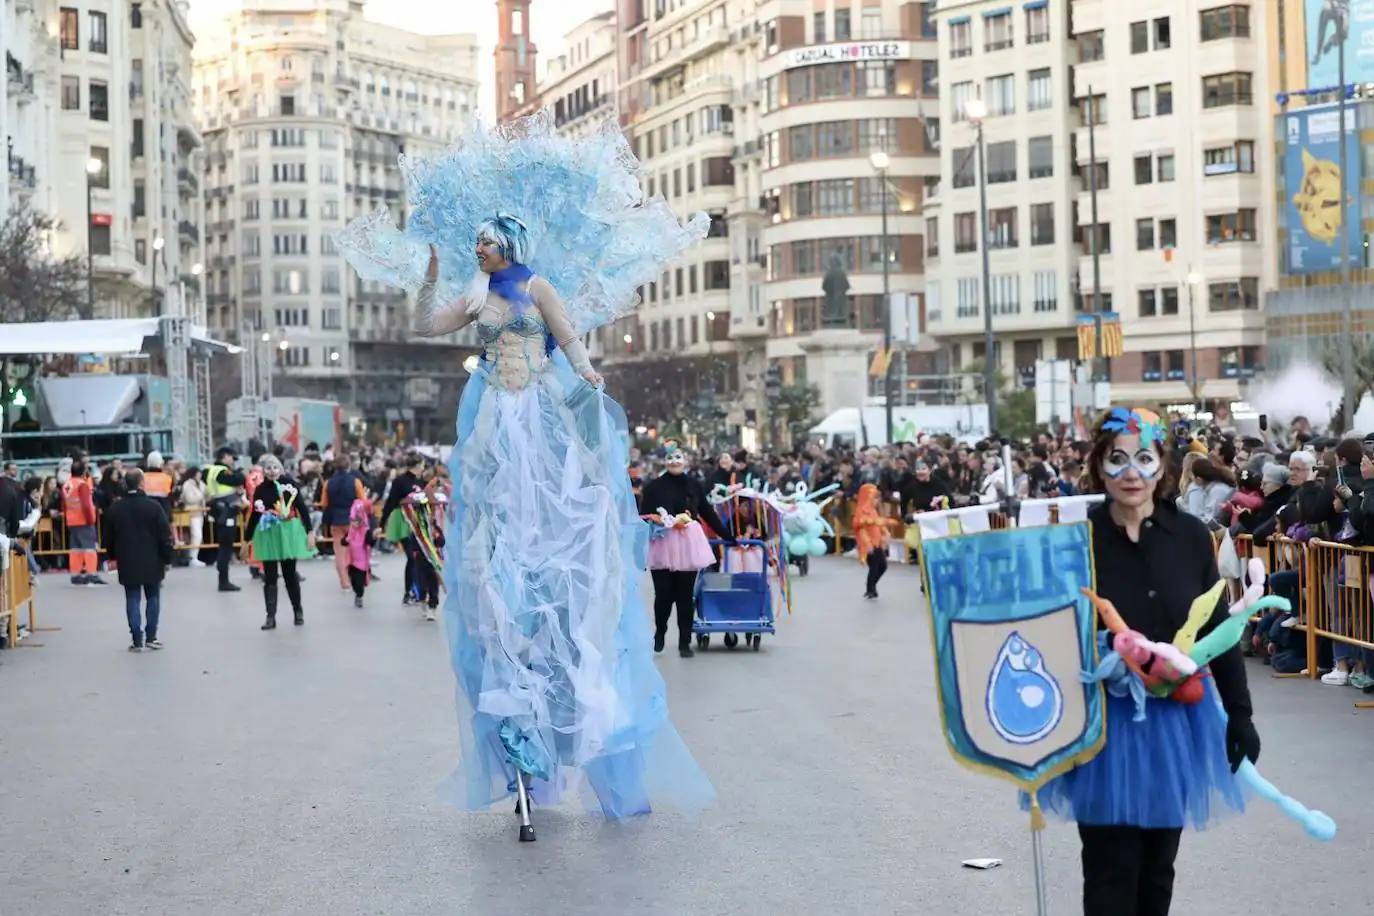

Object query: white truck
[808,404,991,448]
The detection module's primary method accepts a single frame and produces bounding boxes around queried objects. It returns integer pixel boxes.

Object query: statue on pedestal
[821,249,850,328]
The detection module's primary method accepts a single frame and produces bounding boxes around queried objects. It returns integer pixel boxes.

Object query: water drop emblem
[985,631,1064,745]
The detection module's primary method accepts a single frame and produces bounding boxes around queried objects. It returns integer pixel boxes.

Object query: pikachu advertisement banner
[1284,104,1361,275]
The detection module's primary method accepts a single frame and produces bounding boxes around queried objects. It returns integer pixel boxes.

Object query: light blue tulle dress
[336,112,714,818]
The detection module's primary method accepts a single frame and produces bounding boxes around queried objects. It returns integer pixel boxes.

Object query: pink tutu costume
[648,520,717,571]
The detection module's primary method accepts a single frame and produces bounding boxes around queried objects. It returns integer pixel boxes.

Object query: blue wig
[475,213,533,266]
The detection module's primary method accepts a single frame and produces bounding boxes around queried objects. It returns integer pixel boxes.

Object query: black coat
[641,472,734,542]
[103,491,173,586]
[0,477,23,538]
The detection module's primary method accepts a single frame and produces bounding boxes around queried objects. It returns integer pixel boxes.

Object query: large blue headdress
[333,110,709,334]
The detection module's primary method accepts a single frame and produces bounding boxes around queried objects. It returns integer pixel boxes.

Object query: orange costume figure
[853,483,899,600]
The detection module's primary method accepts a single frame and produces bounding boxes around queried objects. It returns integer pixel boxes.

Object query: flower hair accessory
[1102,406,1164,448]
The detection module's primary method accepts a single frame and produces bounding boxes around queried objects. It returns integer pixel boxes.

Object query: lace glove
[558,334,596,379]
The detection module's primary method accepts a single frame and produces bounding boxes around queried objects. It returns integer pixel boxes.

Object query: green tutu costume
[384,508,412,543]
[251,488,315,561]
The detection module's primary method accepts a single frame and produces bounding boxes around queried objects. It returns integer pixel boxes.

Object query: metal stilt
[1031,826,1048,916]
[515,772,535,843]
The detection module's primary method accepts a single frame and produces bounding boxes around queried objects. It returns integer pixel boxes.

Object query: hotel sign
[782,40,913,69]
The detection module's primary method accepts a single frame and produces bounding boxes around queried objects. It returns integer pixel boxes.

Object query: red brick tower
[494,0,539,122]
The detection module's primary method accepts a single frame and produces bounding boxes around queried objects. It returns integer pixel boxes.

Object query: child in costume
[245,454,312,629]
[852,482,899,599]
[341,497,376,609]
[336,114,713,840]
[1036,407,1261,916]
[401,490,445,621]
[640,444,734,657]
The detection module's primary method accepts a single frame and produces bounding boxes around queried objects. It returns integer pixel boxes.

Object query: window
[834,7,851,41]
[860,61,896,97]
[273,268,309,295]
[89,222,111,256]
[1135,155,1154,185]
[922,60,938,96]
[704,260,730,291]
[926,217,939,257]
[703,156,733,185]
[1031,203,1054,245]
[1202,72,1252,107]
[858,118,896,152]
[1208,277,1259,311]
[1083,160,1109,190]
[950,21,972,58]
[989,274,1020,315]
[950,81,974,121]
[60,7,78,50]
[858,177,895,213]
[1077,29,1103,61]
[1078,94,1106,125]
[1206,209,1257,243]
[818,179,854,215]
[1201,5,1250,41]
[1130,21,1149,53]
[788,125,813,160]
[1156,153,1175,182]
[1139,289,1158,317]
[1028,136,1053,178]
[815,122,854,157]
[132,180,145,218]
[243,199,260,220]
[1154,16,1171,49]
[815,64,853,99]
[955,212,978,253]
[986,140,1016,183]
[957,277,980,317]
[243,163,259,185]
[135,240,146,264]
[131,2,142,27]
[986,74,1014,116]
[1032,270,1057,312]
[1132,87,1152,119]
[130,59,143,99]
[1220,346,1263,378]
[953,145,976,188]
[88,11,107,53]
[1159,218,1177,248]
[862,7,883,38]
[1159,286,1179,315]
[1204,140,1255,174]
[1168,351,1187,382]
[280,95,295,115]
[791,183,814,218]
[1142,352,1163,381]
[88,80,108,121]
[1152,83,1174,117]
[813,10,825,42]
[241,231,261,256]
[1136,217,1155,250]
[985,11,1013,51]
[1028,69,1051,111]
[321,163,337,184]
[1026,4,1050,42]
[988,207,1017,249]
[61,75,80,110]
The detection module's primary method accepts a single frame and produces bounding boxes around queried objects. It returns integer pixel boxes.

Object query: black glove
[1225,715,1261,773]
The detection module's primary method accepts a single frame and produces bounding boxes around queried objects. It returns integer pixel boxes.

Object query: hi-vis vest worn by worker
[204,464,237,500]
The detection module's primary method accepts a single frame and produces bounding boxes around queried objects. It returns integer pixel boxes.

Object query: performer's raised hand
[426,243,440,282]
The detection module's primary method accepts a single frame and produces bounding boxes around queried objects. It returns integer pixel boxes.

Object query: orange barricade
[1303,540,1374,682]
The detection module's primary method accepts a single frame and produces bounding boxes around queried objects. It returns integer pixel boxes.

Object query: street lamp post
[150,235,164,315]
[84,156,103,315]
[1337,5,1355,431]
[964,98,997,434]
[869,150,894,444]
[1186,270,1203,403]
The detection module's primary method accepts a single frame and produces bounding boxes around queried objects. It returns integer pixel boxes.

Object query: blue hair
[475,213,533,266]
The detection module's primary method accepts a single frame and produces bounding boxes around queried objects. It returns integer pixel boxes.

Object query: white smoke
[1248,363,1341,432]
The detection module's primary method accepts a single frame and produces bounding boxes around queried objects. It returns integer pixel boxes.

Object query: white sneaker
[1321,669,1351,686]
[190,559,206,568]
[424,608,436,621]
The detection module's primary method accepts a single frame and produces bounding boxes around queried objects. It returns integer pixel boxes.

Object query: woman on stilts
[641,444,734,657]
[335,112,713,841]
[246,454,312,629]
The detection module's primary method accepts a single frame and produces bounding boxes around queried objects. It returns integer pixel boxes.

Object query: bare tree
[0,205,90,323]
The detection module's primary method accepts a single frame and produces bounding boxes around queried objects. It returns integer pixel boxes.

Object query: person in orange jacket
[142,451,174,520]
[63,457,107,586]
[853,482,899,600]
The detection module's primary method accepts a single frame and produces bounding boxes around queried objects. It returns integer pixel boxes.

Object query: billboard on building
[1283,105,1361,274]
[1307,0,1374,86]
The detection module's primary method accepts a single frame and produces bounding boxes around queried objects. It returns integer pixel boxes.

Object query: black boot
[261,584,278,630]
[294,605,305,625]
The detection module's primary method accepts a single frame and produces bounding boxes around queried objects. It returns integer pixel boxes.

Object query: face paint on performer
[665,449,687,475]
[1100,433,1162,509]
[475,232,510,274]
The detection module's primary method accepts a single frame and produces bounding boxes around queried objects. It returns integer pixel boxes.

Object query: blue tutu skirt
[439,351,713,820]
[1031,680,1246,830]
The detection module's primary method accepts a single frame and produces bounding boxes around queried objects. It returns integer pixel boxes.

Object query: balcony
[178,220,200,243]
[177,167,199,196]
[210,255,235,269]
[729,313,769,340]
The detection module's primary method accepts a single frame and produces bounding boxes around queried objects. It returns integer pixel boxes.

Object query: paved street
[3,551,1371,915]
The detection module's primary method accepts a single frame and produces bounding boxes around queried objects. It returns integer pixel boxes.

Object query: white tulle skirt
[440,352,713,818]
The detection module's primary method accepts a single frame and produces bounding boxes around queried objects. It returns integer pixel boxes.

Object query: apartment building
[927,0,1271,411]
[538,10,617,139]
[4,0,204,319]
[193,0,480,436]
[757,0,940,415]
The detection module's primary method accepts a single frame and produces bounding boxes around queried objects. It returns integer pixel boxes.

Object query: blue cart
[693,538,778,651]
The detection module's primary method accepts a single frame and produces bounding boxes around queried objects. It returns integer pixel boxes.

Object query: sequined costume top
[414,273,592,392]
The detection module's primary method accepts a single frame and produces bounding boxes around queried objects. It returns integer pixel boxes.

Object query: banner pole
[1029,792,1049,916]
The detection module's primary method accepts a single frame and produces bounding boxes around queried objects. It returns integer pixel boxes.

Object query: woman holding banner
[1038,407,1261,916]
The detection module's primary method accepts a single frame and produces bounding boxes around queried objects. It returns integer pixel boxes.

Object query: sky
[186,0,615,117]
